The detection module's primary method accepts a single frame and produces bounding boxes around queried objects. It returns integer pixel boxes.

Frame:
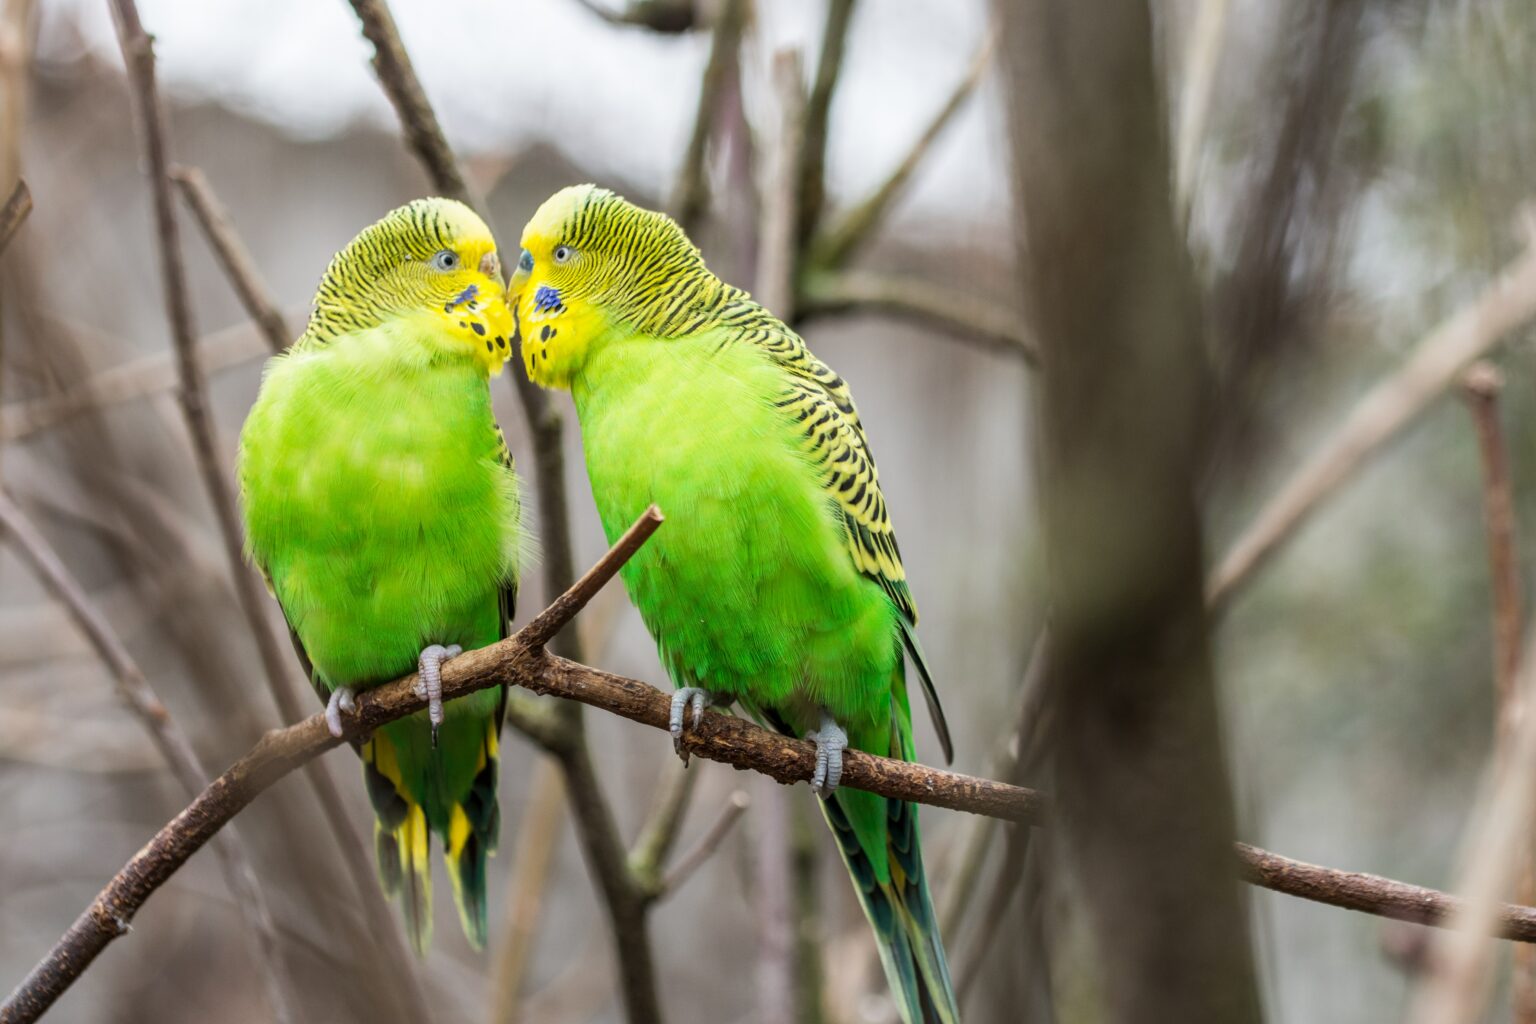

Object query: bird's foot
[414,644,462,748]
[806,713,848,798]
[324,686,357,739]
[669,687,726,764]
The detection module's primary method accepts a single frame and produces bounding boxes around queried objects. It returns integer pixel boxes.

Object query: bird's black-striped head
[298,198,514,375]
[511,184,734,389]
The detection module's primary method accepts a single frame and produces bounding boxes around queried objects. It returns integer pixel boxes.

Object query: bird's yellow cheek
[516,291,603,391]
[442,283,515,377]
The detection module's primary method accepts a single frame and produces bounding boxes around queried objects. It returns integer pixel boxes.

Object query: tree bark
[1000,4,1265,1020]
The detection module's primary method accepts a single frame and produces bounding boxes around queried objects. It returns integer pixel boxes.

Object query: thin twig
[1405,624,1536,1022]
[488,758,568,1024]
[0,178,29,254]
[106,5,433,1018]
[17,504,1536,1019]
[570,0,696,33]
[655,791,751,898]
[798,268,1036,362]
[0,315,277,443]
[0,490,296,1024]
[795,0,855,248]
[807,30,995,269]
[671,0,749,234]
[1463,362,1524,717]
[1174,0,1231,216]
[627,760,701,895]
[346,0,474,207]
[170,166,291,352]
[1461,360,1535,1021]
[1207,221,1536,610]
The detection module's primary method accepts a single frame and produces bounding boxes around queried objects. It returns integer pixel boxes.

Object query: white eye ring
[429,249,461,272]
[552,244,573,265]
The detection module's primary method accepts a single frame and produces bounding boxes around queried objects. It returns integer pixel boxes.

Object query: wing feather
[746,315,954,761]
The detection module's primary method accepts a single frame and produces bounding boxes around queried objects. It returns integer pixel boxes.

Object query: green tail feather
[822,781,959,1024]
[443,752,501,949]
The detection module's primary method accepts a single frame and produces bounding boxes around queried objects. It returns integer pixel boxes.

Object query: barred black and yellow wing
[725,308,953,762]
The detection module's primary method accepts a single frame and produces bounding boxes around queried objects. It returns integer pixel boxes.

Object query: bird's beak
[479,251,502,280]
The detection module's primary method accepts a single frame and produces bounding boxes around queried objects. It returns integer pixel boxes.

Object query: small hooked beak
[479,251,501,280]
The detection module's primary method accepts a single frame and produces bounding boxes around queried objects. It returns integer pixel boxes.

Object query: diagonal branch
[807,30,995,270]
[15,506,1536,1022]
[671,0,749,234]
[0,178,29,254]
[106,4,434,1018]
[346,0,475,208]
[1207,220,1536,609]
[0,490,297,1024]
[798,268,1035,361]
[170,166,291,352]
[794,0,855,248]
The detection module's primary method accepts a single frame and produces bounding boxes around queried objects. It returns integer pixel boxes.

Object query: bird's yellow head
[300,197,514,376]
[510,184,719,390]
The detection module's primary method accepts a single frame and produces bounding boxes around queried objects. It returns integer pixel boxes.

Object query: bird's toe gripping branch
[807,713,848,797]
[325,686,357,739]
[415,643,463,747]
[669,687,727,764]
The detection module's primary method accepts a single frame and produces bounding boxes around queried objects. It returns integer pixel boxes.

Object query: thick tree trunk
[1000,4,1265,1021]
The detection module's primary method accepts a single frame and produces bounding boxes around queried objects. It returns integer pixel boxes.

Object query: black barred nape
[295,198,471,349]
[554,187,748,338]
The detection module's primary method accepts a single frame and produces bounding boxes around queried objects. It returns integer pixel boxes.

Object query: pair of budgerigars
[238,187,959,1022]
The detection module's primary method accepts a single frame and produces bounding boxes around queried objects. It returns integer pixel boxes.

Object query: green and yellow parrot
[510,185,958,1022]
[238,198,525,953]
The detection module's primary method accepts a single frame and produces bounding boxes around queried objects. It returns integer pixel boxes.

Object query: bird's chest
[245,354,512,601]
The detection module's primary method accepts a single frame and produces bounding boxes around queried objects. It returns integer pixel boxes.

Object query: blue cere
[533,284,564,313]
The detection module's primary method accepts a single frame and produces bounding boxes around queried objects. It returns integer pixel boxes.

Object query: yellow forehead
[520,183,610,250]
[393,197,496,255]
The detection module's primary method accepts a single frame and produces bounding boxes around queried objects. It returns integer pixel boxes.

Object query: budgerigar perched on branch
[238,198,525,953]
[511,184,958,1022]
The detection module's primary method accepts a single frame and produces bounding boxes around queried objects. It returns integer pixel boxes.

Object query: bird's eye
[552,244,573,265]
[518,248,533,272]
[429,249,461,272]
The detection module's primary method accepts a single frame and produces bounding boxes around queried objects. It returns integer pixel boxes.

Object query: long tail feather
[363,730,434,955]
[822,791,959,1024]
[443,723,501,950]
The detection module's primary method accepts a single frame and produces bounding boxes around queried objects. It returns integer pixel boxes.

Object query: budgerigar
[238,198,525,953]
[510,185,958,1022]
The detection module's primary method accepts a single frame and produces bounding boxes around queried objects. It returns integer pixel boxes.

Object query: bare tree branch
[0,489,296,1024]
[1207,220,1536,610]
[0,177,28,254]
[1463,362,1524,718]
[627,760,701,894]
[346,0,475,207]
[807,30,994,270]
[488,759,567,1024]
[170,165,291,352]
[655,790,750,899]
[795,0,855,248]
[570,0,697,33]
[106,5,434,1018]
[15,502,1536,1022]
[0,316,275,442]
[798,268,1035,362]
[671,0,749,234]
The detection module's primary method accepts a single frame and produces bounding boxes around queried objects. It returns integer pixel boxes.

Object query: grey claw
[325,686,357,738]
[670,687,716,763]
[417,644,462,748]
[807,713,848,797]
